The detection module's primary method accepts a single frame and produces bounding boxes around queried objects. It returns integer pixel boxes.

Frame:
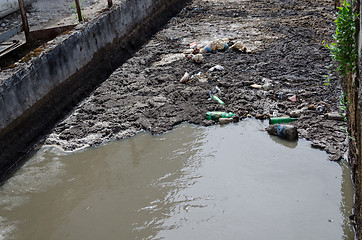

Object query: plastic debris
[211,39,229,51]
[288,95,297,102]
[219,118,234,125]
[192,54,203,63]
[262,83,272,90]
[266,124,298,140]
[308,104,316,110]
[290,110,302,118]
[206,112,235,121]
[325,112,345,121]
[180,72,190,83]
[201,38,229,53]
[269,117,297,124]
[250,84,262,89]
[231,41,247,53]
[191,72,209,83]
[211,95,225,105]
[208,65,224,71]
[209,86,225,105]
[190,42,197,49]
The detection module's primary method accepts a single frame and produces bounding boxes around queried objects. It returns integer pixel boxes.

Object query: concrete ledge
[1,0,152,131]
[0,0,189,182]
[0,0,35,18]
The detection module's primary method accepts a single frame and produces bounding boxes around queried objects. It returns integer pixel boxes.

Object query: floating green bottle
[269,117,297,124]
[206,112,235,121]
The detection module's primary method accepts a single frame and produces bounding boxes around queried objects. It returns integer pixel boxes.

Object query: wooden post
[18,0,30,42]
[108,0,113,8]
[74,0,83,22]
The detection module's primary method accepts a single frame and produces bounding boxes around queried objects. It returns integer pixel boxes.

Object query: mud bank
[44,0,347,164]
[0,0,190,182]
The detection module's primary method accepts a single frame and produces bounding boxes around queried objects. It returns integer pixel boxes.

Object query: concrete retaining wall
[0,0,172,132]
[0,0,35,18]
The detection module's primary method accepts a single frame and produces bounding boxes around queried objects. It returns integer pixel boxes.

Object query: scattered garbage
[250,82,272,90]
[325,112,345,121]
[219,118,234,125]
[211,95,225,105]
[260,78,273,90]
[276,93,282,100]
[180,72,190,83]
[209,86,225,105]
[250,84,262,89]
[206,111,235,121]
[256,113,269,120]
[212,39,229,51]
[290,109,302,118]
[191,72,209,83]
[308,104,316,110]
[262,83,272,90]
[301,106,309,112]
[152,53,185,66]
[208,65,224,72]
[316,102,328,113]
[316,105,325,112]
[183,48,194,55]
[190,42,197,49]
[266,124,298,140]
[192,54,204,63]
[269,116,297,124]
[200,38,229,53]
[230,41,247,53]
[288,95,297,102]
[203,45,213,53]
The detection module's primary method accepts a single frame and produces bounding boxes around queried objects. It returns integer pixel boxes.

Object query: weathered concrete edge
[0,0,35,18]
[0,0,165,132]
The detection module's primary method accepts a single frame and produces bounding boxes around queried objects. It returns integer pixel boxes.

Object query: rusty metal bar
[108,0,113,8]
[74,0,83,22]
[18,0,30,42]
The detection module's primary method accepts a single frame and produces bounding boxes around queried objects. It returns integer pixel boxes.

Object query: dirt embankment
[44,0,346,161]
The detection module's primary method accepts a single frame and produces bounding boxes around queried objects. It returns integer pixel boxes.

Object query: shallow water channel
[0,119,355,239]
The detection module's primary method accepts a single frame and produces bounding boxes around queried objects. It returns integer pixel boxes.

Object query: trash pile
[177,38,249,125]
[176,39,345,139]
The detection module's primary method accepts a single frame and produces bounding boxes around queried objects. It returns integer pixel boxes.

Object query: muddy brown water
[0,119,354,239]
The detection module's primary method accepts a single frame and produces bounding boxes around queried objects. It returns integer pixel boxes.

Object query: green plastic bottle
[211,95,225,105]
[206,112,235,121]
[269,117,297,124]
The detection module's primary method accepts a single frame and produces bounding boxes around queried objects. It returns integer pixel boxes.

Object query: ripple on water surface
[0,119,355,240]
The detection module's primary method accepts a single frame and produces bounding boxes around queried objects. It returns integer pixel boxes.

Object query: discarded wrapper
[192,54,203,63]
[231,41,247,53]
[288,95,297,102]
[180,72,190,83]
[209,65,224,71]
[250,84,262,89]
[290,109,302,118]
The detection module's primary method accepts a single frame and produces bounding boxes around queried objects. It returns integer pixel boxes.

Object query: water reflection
[0,119,355,240]
[268,134,298,149]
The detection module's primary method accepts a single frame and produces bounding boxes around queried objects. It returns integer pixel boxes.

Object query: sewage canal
[0,119,355,239]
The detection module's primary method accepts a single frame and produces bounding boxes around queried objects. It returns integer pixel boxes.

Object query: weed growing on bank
[325,0,358,82]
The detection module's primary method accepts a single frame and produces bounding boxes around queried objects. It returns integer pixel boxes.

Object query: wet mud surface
[44,0,346,161]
